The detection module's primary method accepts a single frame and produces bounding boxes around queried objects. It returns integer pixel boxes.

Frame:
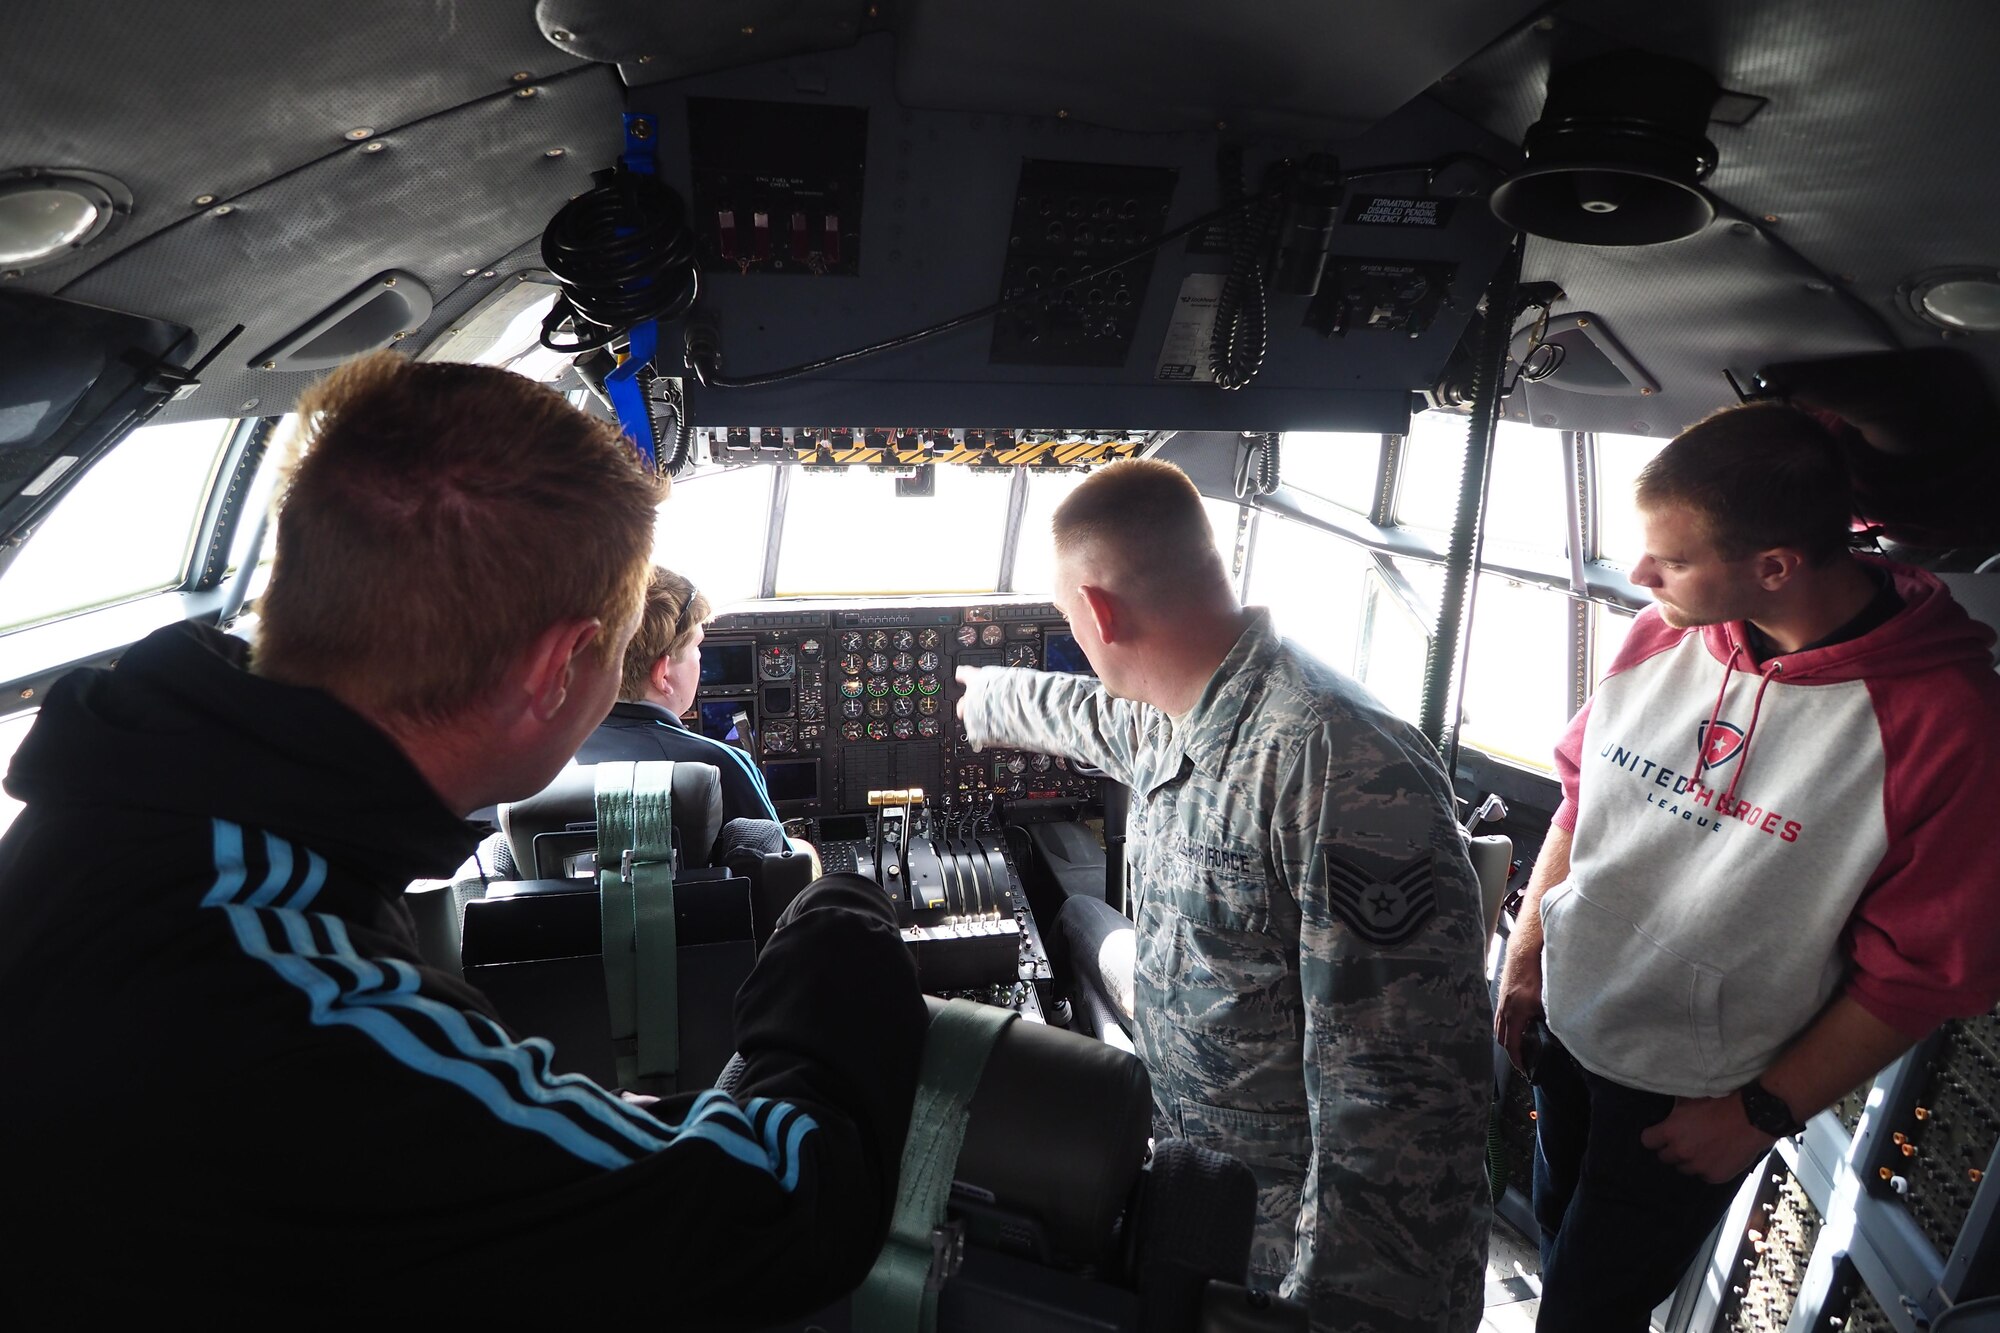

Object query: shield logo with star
[1698,720,1747,770]
[1317,848,1438,947]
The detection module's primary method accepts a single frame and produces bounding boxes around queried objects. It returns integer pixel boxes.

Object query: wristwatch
[1738,1078,1807,1138]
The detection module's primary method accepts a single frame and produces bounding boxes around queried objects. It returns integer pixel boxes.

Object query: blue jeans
[1531,1035,1753,1332]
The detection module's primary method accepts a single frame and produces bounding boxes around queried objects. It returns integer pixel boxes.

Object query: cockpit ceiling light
[0,168,129,267]
[1489,51,1721,247]
[1904,270,2000,333]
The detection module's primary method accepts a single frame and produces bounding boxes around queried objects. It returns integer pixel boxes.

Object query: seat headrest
[501,760,726,875]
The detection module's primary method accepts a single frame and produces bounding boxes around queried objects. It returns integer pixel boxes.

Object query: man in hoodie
[1493,402,2000,1332]
[0,353,927,1322]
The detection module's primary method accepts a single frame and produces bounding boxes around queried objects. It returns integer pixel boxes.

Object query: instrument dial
[892,718,916,741]
[917,696,939,716]
[918,717,942,739]
[799,698,824,722]
[839,653,864,675]
[763,722,795,754]
[917,674,941,696]
[868,697,890,719]
[891,676,915,697]
[839,631,864,652]
[1005,756,1027,775]
[1030,754,1053,773]
[917,651,940,672]
[918,629,942,649]
[893,630,916,651]
[892,696,915,718]
[840,697,865,720]
[956,625,979,648]
[1004,644,1038,669]
[798,638,823,659]
[891,651,916,673]
[981,624,1005,646]
[839,678,864,699]
[867,630,891,651]
[760,647,796,680]
[866,721,890,742]
[865,676,890,698]
[866,652,890,674]
[841,721,865,742]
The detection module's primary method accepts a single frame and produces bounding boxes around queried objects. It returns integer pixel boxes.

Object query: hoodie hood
[6,621,473,889]
[1699,557,1995,683]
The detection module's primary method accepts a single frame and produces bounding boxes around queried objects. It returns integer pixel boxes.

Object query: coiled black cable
[1208,149,1283,391]
[1233,431,1281,498]
[539,167,701,353]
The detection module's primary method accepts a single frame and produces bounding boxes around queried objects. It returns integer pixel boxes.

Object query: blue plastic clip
[608,112,662,468]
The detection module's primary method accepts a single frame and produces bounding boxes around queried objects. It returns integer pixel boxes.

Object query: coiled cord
[1233,431,1281,498]
[1208,149,1282,391]
[539,168,701,353]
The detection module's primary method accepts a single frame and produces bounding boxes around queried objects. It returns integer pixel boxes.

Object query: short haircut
[621,566,712,701]
[255,352,665,722]
[1051,457,1231,603]
[1636,402,1855,564]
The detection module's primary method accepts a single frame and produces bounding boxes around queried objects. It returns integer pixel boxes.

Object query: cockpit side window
[0,419,233,633]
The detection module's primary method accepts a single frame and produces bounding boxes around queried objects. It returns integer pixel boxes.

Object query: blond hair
[620,567,712,701]
[1051,458,1231,604]
[255,352,665,722]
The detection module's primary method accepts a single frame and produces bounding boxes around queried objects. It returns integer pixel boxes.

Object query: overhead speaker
[1490,50,1721,246]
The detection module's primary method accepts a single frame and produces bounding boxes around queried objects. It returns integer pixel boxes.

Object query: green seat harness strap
[595,760,679,1093]
[855,998,1019,1332]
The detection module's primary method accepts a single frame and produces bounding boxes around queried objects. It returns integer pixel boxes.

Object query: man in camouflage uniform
[957,458,1491,1332]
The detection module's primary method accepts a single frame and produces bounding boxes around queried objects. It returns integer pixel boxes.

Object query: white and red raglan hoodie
[1543,559,2000,1098]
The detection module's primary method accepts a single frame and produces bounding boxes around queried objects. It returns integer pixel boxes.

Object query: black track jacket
[0,623,925,1325]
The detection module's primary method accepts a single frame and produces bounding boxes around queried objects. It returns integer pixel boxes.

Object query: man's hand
[1494,933,1544,1073]
[954,664,983,721]
[1639,1094,1774,1183]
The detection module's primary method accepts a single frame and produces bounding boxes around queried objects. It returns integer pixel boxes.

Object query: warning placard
[1155,273,1226,382]
[1343,195,1455,228]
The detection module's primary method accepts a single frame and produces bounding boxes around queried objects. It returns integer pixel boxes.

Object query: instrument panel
[696,599,1104,816]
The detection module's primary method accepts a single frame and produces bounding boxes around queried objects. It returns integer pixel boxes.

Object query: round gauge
[892,696,915,717]
[917,674,940,696]
[893,630,916,651]
[865,652,890,674]
[839,678,864,699]
[760,647,795,680]
[867,697,889,718]
[763,723,794,754]
[1005,777,1027,797]
[799,698,824,722]
[867,630,891,651]
[798,637,822,659]
[839,653,863,675]
[918,629,942,650]
[1030,754,1053,773]
[841,721,865,742]
[917,695,939,716]
[1053,756,1069,770]
[866,721,890,742]
[981,624,1005,646]
[840,697,864,720]
[892,676,915,697]
[1004,644,1038,669]
[865,676,890,698]
[891,651,916,673]
[839,631,864,652]
[892,718,916,741]
[956,625,979,648]
[1005,756,1027,775]
[917,651,940,672]
[918,717,942,739]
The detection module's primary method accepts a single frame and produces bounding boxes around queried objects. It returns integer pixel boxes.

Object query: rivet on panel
[239,399,260,412]
[516,87,539,99]
[741,25,755,35]
[549,28,572,41]
[512,71,532,82]
[1640,386,1656,395]
[344,127,374,141]
[1057,109,1069,119]
[19,688,33,700]
[545,148,566,159]
[637,54,654,64]
[463,267,480,276]
[193,194,216,206]
[479,270,496,279]
[362,141,386,154]
[383,277,398,287]
[1764,214,1780,224]
[211,205,234,216]
[261,361,277,370]
[1575,317,1590,327]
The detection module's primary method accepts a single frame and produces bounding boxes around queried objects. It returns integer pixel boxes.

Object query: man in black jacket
[0,353,926,1322]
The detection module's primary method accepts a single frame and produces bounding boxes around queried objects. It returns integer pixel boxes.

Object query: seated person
[577,565,779,824]
[0,355,924,1322]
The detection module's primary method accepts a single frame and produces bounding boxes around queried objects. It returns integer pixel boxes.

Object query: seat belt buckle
[925,1219,966,1292]
[620,848,636,884]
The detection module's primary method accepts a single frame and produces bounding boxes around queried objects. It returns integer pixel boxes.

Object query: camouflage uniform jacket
[961,610,1492,1333]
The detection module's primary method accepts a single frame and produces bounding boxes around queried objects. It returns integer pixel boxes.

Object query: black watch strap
[1739,1078,1807,1138]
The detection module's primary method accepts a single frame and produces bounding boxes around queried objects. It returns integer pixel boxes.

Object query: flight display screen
[697,699,751,746]
[1044,631,1094,676]
[699,643,757,689]
[763,759,819,804]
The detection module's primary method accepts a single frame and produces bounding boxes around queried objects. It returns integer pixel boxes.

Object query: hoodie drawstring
[1694,642,1743,785]
[1723,660,1783,808]
[1694,637,1784,808]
